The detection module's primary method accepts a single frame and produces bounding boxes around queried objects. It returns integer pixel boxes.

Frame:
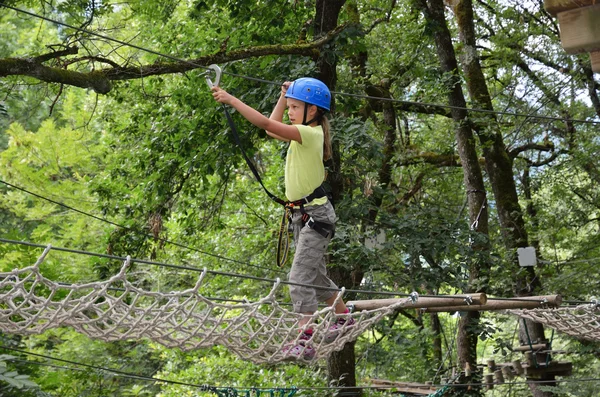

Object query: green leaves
[0,356,38,390]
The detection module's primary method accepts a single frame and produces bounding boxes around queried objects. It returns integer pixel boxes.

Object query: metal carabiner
[205,64,222,88]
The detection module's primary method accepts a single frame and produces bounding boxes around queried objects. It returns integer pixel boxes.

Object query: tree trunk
[313,1,360,393]
[453,1,551,395]
[414,1,489,394]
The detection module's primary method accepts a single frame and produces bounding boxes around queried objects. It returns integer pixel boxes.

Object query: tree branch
[508,142,554,159]
[0,23,350,94]
[33,46,80,63]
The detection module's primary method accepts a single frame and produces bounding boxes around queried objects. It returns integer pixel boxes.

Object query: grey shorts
[288,200,338,313]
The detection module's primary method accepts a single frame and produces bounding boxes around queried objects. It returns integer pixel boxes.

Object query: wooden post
[485,374,494,390]
[494,369,505,384]
[423,295,561,313]
[512,360,524,375]
[347,293,486,311]
[525,351,535,367]
[502,366,515,381]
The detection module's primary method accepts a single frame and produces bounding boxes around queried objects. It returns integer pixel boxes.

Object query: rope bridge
[508,304,600,343]
[0,245,404,364]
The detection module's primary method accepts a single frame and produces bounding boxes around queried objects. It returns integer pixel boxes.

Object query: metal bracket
[409,291,419,304]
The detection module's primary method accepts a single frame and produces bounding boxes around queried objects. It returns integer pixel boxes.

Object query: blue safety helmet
[285,77,331,111]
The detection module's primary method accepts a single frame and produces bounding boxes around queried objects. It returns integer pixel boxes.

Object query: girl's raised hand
[211,86,235,105]
[281,81,291,96]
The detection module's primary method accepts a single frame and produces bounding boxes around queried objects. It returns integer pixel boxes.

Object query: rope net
[0,246,403,364]
[508,305,600,342]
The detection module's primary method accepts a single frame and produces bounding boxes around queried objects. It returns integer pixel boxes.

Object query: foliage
[1,0,600,396]
[0,354,39,393]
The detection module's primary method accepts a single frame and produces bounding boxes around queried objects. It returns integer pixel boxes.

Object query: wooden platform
[544,0,600,72]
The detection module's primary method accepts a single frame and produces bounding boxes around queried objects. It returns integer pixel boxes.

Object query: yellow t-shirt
[285,124,327,205]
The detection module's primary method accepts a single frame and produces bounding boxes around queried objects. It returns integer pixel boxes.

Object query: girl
[212,78,353,360]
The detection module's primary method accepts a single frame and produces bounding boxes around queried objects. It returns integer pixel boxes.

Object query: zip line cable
[0,237,583,305]
[2,4,600,126]
[0,345,243,393]
[3,345,600,391]
[0,178,285,276]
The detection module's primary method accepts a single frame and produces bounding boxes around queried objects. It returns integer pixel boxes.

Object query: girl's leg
[325,292,348,314]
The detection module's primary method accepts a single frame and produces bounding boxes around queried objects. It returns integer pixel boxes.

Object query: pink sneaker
[324,317,356,343]
[282,333,316,360]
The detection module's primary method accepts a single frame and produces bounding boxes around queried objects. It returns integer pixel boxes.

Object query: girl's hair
[320,112,332,161]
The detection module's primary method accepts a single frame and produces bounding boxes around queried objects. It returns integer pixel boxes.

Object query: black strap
[287,185,328,206]
[221,105,286,206]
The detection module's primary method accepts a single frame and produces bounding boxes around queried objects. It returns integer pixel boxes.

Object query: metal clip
[347,303,355,313]
[464,295,473,306]
[590,297,599,309]
[205,64,222,88]
[409,291,419,303]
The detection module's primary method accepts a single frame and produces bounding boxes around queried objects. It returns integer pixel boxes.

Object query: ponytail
[320,114,332,161]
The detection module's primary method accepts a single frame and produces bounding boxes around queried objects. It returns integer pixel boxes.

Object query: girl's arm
[266,88,290,142]
[212,86,301,143]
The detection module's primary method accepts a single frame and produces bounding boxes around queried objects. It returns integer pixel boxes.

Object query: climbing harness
[205,65,334,268]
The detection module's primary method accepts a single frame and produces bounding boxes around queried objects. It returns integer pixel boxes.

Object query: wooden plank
[591,51,600,73]
[423,295,562,313]
[523,361,573,377]
[348,293,487,311]
[557,5,600,54]
[544,0,598,15]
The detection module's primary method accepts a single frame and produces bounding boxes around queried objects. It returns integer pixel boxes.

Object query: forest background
[1,0,600,396]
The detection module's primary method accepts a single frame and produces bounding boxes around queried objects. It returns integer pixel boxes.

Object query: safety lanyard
[205,65,286,206]
[205,65,290,267]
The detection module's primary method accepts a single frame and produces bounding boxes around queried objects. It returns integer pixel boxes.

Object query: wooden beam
[544,0,598,15]
[347,293,487,311]
[557,5,600,54]
[512,343,549,352]
[523,361,573,378]
[369,379,438,395]
[422,295,562,313]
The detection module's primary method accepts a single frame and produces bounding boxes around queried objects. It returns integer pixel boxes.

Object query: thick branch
[508,142,555,158]
[0,24,349,94]
[399,152,465,167]
[0,57,113,93]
